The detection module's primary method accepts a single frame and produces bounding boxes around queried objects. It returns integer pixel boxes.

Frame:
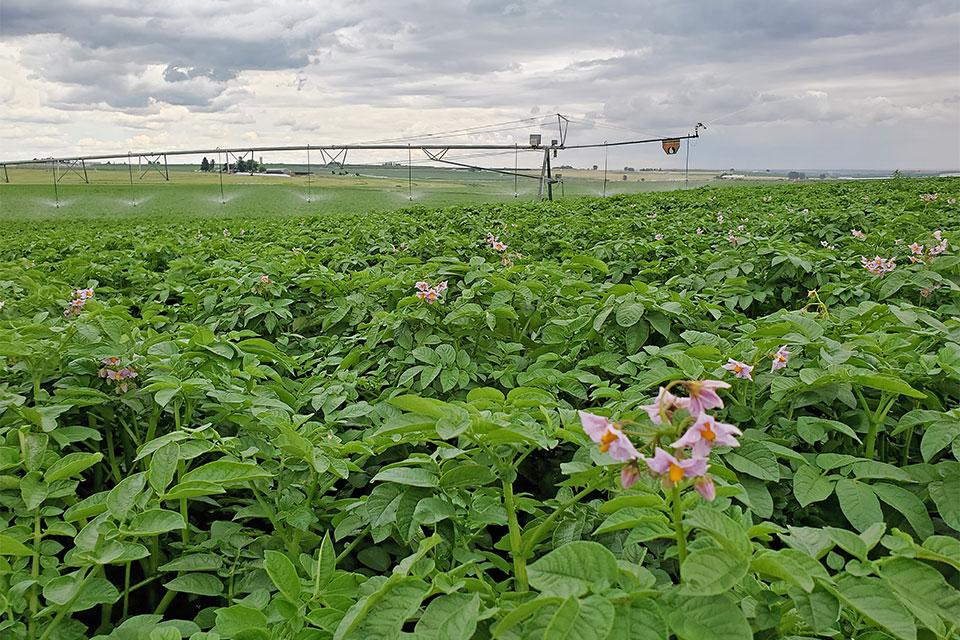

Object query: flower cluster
[485,233,508,252]
[99,357,138,393]
[414,280,448,303]
[581,379,743,500]
[654,233,664,241]
[485,233,522,266]
[861,255,896,276]
[64,288,94,317]
[919,193,938,202]
[851,229,866,240]
[251,274,273,294]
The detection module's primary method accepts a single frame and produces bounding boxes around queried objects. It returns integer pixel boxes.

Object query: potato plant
[0,178,958,639]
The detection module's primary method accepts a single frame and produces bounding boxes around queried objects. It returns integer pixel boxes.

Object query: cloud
[0,0,957,168]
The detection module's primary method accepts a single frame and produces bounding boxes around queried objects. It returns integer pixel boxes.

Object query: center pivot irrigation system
[0,114,705,207]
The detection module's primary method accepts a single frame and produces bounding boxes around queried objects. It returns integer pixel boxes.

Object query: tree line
[199,156,266,173]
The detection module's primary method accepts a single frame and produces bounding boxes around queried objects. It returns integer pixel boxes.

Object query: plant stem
[28,510,41,639]
[522,475,606,557]
[502,478,528,592]
[38,569,92,640]
[671,484,687,569]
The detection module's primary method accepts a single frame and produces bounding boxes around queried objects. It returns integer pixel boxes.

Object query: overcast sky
[1,0,958,170]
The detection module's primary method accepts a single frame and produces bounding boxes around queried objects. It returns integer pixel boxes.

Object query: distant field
[0,164,770,221]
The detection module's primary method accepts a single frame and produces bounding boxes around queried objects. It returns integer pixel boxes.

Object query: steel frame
[1,125,701,202]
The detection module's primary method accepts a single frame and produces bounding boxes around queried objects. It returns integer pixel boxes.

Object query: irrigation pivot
[0,115,702,203]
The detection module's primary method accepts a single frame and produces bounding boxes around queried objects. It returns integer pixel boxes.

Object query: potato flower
[722,358,753,380]
[672,412,742,457]
[579,411,640,462]
[645,447,708,485]
[851,229,866,240]
[771,345,791,371]
[679,379,730,416]
[639,386,687,425]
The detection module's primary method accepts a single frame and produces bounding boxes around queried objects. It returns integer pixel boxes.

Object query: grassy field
[0,164,769,221]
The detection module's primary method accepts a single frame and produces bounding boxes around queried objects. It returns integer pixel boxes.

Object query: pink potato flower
[771,345,791,371]
[639,386,687,425]
[645,447,708,485]
[851,229,866,240]
[722,358,753,380]
[579,411,640,462]
[415,281,430,292]
[679,380,730,416]
[672,412,743,457]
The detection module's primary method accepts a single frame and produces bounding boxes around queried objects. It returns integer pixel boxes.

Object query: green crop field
[0,178,959,640]
[0,165,764,222]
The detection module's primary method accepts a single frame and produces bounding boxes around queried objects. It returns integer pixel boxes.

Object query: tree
[200,157,210,172]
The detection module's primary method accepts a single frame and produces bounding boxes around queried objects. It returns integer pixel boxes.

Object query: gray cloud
[0,0,957,168]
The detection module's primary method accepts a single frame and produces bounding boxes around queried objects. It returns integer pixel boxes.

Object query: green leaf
[684,506,751,557]
[606,597,667,640]
[127,509,186,536]
[371,467,438,488]
[835,479,883,532]
[413,497,455,525]
[750,548,826,592]
[413,593,480,640]
[920,420,959,461]
[333,574,428,640]
[615,303,644,328]
[44,452,103,483]
[0,534,33,556]
[870,483,934,540]
[527,541,619,597]
[264,550,301,602]
[107,473,146,521]
[929,477,960,531]
[181,460,272,485]
[852,374,926,399]
[724,441,779,481]
[543,595,614,640]
[666,593,752,640]
[440,463,496,488]
[796,416,862,444]
[831,575,917,640]
[789,587,840,634]
[20,472,47,511]
[148,443,179,494]
[164,573,224,596]
[681,547,749,596]
[315,532,336,590]
[215,605,268,638]
[792,464,836,508]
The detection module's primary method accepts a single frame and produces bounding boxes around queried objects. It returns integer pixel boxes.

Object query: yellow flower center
[701,420,716,442]
[599,428,619,453]
[668,462,685,483]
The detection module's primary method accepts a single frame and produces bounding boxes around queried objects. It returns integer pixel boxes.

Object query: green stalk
[901,426,914,466]
[671,485,687,569]
[173,402,189,545]
[28,510,41,639]
[522,476,606,556]
[502,478,528,592]
[38,569,92,640]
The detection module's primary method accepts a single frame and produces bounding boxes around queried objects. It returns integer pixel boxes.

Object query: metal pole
[163,154,169,181]
[306,144,312,203]
[127,153,136,206]
[514,144,518,197]
[218,149,225,204]
[2,165,8,183]
[51,160,60,207]
[602,142,608,197]
[546,148,553,201]
[408,144,413,201]
[684,139,690,189]
[81,159,89,183]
